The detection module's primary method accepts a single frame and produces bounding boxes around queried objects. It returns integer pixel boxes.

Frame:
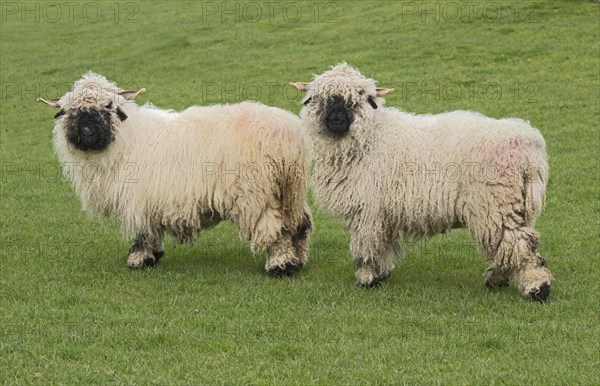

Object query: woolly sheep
[39,72,312,276]
[290,63,552,301]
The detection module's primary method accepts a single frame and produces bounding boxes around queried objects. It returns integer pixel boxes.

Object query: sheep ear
[119,88,146,100]
[37,98,61,108]
[376,88,394,97]
[116,107,128,121]
[367,97,378,109]
[289,82,308,92]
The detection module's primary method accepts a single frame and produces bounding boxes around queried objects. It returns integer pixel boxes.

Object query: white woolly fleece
[52,73,310,252]
[298,63,552,296]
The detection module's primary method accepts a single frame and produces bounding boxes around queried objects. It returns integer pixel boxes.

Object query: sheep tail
[279,156,310,232]
[522,158,548,225]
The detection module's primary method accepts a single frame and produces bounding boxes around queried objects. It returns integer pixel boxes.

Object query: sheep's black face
[63,105,124,151]
[324,95,353,135]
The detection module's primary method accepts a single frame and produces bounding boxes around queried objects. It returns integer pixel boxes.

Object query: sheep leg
[291,210,313,267]
[266,230,302,277]
[484,265,512,288]
[127,234,163,269]
[242,204,303,277]
[511,229,552,302]
[352,231,397,288]
[485,227,553,302]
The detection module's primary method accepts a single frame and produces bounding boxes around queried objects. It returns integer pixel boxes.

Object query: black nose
[67,107,114,151]
[325,95,353,134]
[327,110,349,133]
[81,126,94,136]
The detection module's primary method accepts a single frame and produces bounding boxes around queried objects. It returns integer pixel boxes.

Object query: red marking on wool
[235,113,251,132]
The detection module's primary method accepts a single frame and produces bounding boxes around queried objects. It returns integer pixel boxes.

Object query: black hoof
[153,250,165,262]
[142,255,157,267]
[358,272,391,288]
[267,261,302,277]
[127,256,156,270]
[529,283,550,302]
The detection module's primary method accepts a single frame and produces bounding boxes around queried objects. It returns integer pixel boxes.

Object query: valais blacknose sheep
[39,72,312,276]
[290,63,552,301]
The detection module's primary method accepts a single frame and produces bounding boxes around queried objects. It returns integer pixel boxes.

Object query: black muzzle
[66,107,114,151]
[324,95,353,134]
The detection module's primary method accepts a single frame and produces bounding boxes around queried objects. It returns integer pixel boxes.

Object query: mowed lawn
[1,1,598,384]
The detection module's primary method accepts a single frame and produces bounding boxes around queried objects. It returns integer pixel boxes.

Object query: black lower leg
[292,213,312,244]
[128,234,159,267]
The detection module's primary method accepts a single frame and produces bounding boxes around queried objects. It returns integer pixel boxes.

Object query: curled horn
[37,98,61,108]
[289,82,308,92]
[375,87,394,97]
[119,88,146,100]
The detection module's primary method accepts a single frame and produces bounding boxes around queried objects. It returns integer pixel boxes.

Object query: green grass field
[1,1,598,384]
